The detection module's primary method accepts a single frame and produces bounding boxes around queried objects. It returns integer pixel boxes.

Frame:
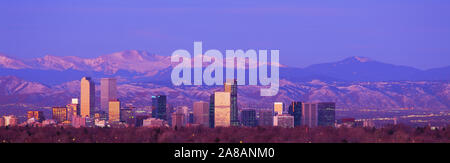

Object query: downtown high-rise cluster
[0,77,338,129]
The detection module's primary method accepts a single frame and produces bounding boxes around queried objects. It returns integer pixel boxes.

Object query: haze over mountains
[0,50,448,111]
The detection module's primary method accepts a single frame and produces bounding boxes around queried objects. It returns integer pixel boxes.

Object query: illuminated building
[3,115,18,127]
[108,100,121,122]
[66,104,79,122]
[224,79,239,126]
[27,111,45,122]
[274,102,284,116]
[288,101,302,126]
[193,101,209,127]
[80,77,95,117]
[100,78,117,112]
[214,91,231,127]
[52,107,68,123]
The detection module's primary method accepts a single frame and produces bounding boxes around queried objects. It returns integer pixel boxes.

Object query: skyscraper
[274,102,284,116]
[301,102,336,128]
[80,77,95,117]
[224,79,239,126]
[152,95,167,120]
[109,100,121,122]
[317,102,336,127]
[302,103,318,128]
[52,107,68,123]
[171,108,185,128]
[209,93,215,128]
[288,101,302,127]
[241,109,257,127]
[214,91,231,127]
[101,78,117,112]
[193,101,209,127]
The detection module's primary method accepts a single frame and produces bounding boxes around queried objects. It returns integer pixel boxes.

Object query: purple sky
[0,0,449,69]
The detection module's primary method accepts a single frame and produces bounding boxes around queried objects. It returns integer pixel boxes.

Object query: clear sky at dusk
[0,0,449,69]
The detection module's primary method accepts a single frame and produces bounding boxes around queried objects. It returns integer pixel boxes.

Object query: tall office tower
[224,79,239,126]
[274,114,295,128]
[258,110,274,126]
[214,91,231,127]
[274,102,284,116]
[151,96,157,118]
[152,95,167,120]
[241,109,257,127]
[193,101,209,127]
[52,107,68,123]
[209,93,215,128]
[302,103,318,128]
[171,108,185,128]
[3,115,18,126]
[27,111,45,122]
[80,77,95,118]
[317,102,336,127]
[100,78,117,112]
[288,102,302,127]
[109,100,121,122]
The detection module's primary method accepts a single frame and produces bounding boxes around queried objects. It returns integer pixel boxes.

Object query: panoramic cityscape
[0,0,449,146]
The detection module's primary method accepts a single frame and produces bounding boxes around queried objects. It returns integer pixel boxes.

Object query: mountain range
[0,50,448,111]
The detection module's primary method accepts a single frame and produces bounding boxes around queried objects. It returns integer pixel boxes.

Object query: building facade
[302,103,318,128]
[317,102,336,127]
[274,114,295,128]
[193,101,209,127]
[224,79,239,126]
[27,111,45,122]
[241,109,257,127]
[52,107,68,123]
[109,100,121,122]
[274,102,284,116]
[214,92,231,127]
[80,77,95,118]
[288,101,302,127]
[258,110,274,127]
[100,78,117,112]
[152,95,167,121]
